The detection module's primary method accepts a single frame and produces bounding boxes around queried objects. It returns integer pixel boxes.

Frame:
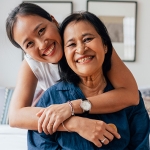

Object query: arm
[72,49,139,114]
[28,116,120,148]
[61,116,121,147]
[37,49,139,132]
[8,60,42,130]
[10,49,138,130]
[10,63,120,148]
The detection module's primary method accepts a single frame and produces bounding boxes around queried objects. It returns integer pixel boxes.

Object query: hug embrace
[6,2,149,150]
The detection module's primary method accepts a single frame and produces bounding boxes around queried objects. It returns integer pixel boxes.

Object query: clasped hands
[36,103,121,147]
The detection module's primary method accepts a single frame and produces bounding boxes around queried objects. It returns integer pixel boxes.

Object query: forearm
[71,88,139,114]
[56,116,77,132]
[8,60,41,130]
[107,49,139,105]
[9,107,42,130]
[57,116,87,132]
[88,87,138,113]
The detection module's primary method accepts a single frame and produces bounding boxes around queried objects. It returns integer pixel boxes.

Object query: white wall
[0,0,150,88]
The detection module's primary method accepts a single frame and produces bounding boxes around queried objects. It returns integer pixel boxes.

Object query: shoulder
[36,81,74,107]
[24,54,52,69]
[45,81,75,93]
[18,59,37,81]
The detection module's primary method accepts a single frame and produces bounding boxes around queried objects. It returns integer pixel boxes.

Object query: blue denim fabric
[28,80,150,150]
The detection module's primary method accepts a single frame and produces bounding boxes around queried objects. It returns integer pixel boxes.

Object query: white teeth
[44,44,55,55]
[78,56,92,63]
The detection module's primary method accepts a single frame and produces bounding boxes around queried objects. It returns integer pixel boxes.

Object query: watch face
[81,100,91,111]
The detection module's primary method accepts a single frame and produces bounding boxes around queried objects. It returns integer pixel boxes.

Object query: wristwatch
[80,99,92,114]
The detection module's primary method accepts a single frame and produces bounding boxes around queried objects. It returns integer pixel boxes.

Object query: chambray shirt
[28,80,149,150]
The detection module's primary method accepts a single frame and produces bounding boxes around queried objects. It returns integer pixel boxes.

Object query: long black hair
[59,11,113,85]
[6,2,52,49]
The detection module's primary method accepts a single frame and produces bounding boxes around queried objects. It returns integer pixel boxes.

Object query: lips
[43,42,55,56]
[76,56,94,63]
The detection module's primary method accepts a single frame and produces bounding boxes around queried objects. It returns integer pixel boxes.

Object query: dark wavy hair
[58,11,113,85]
[6,2,52,49]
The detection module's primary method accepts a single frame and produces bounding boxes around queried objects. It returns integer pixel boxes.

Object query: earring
[104,47,107,53]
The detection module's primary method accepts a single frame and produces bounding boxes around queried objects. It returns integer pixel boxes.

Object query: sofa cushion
[0,87,6,122]
[0,87,42,124]
[0,88,14,124]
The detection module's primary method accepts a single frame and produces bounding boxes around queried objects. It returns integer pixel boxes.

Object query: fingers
[100,137,109,145]
[47,117,61,134]
[93,139,102,147]
[103,130,114,142]
[37,109,65,134]
[91,121,120,147]
[41,114,52,134]
[37,111,46,133]
[90,131,110,147]
[106,124,121,139]
[47,122,54,135]
[51,117,62,133]
[37,103,72,134]
[36,109,45,117]
[38,110,56,134]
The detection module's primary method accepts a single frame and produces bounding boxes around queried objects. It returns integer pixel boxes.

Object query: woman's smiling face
[63,21,107,77]
[13,15,63,63]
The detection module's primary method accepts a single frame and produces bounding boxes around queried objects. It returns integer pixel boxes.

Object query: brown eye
[84,38,93,43]
[67,43,76,47]
[26,41,33,48]
[38,28,45,35]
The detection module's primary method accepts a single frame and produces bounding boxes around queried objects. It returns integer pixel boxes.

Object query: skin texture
[13,15,63,63]
[9,14,138,147]
[64,21,107,89]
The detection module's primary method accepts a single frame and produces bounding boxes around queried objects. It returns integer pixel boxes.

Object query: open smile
[76,56,94,63]
[42,42,55,56]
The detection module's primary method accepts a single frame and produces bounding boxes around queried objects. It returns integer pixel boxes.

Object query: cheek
[64,49,74,67]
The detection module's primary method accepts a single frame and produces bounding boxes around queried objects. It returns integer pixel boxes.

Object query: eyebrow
[22,23,43,46]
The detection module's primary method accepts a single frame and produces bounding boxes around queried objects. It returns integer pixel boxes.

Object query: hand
[36,103,72,134]
[71,117,121,147]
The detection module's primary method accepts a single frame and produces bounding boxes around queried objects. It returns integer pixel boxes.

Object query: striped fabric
[0,88,14,124]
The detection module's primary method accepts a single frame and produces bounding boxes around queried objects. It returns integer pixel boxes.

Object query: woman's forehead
[64,20,97,36]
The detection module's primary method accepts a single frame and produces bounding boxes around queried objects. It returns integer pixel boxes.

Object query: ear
[104,45,108,54]
[50,15,59,27]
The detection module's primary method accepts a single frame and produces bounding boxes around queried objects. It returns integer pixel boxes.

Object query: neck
[79,72,106,97]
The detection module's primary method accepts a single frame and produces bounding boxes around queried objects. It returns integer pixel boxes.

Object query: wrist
[67,101,75,116]
[80,99,92,114]
[71,99,83,114]
[65,116,81,132]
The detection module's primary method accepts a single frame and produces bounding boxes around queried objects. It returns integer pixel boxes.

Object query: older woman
[28,12,149,150]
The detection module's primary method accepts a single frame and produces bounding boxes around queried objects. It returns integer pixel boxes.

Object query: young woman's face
[63,21,107,77]
[13,15,63,63]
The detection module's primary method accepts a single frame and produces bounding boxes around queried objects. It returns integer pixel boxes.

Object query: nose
[76,43,85,54]
[38,39,48,51]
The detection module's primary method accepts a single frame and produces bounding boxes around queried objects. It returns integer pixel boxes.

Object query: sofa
[0,87,27,150]
[0,86,150,149]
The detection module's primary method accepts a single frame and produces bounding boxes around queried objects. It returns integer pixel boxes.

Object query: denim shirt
[28,81,149,150]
